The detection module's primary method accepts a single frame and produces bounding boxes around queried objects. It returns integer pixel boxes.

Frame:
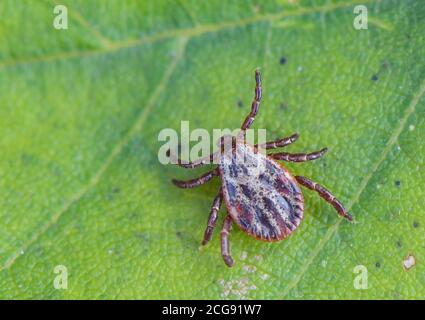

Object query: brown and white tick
[170,70,353,267]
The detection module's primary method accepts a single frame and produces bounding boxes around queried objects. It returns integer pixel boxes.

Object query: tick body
[219,140,304,243]
[171,70,352,267]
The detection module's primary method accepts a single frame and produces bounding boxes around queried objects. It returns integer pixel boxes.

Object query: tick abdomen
[219,142,304,242]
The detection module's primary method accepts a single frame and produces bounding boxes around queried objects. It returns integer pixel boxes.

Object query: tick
[170,70,353,267]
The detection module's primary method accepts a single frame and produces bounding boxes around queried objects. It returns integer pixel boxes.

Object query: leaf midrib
[0,0,372,69]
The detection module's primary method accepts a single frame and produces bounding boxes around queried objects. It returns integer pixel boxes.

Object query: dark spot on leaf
[237,100,243,108]
[396,240,403,248]
[279,56,287,65]
[375,262,381,268]
[280,102,288,111]
[105,187,121,200]
[371,74,379,81]
[395,180,401,187]
[175,231,198,249]
[413,221,419,228]
[21,153,38,166]
[127,212,139,221]
[33,244,45,258]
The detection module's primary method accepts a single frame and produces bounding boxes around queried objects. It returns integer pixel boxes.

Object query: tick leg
[221,215,234,267]
[202,189,223,245]
[172,169,218,189]
[255,133,299,150]
[168,150,217,168]
[269,147,327,162]
[241,69,262,131]
[295,175,353,221]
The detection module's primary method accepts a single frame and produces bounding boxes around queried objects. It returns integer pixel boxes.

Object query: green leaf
[1,0,424,299]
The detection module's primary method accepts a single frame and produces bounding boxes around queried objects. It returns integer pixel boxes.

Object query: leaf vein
[280,77,425,298]
[0,0,373,69]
